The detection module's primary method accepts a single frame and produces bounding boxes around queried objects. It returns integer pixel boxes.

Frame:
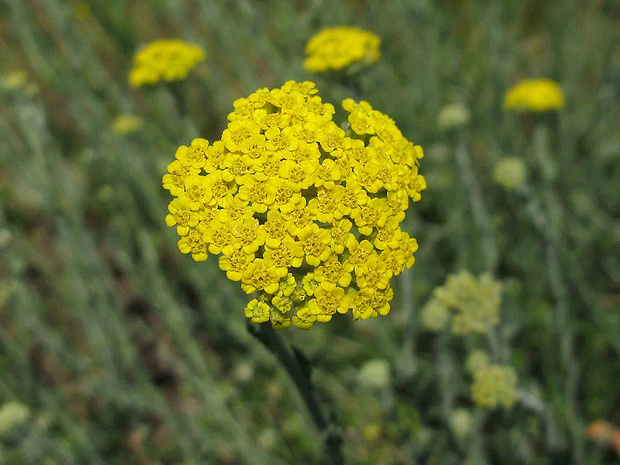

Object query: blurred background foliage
[0,0,619,464]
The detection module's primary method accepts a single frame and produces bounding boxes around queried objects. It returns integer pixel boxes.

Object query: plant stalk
[248,322,344,465]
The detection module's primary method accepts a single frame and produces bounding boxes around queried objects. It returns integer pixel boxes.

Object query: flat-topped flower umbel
[163,81,426,329]
[503,78,565,112]
[129,39,205,88]
[304,27,380,73]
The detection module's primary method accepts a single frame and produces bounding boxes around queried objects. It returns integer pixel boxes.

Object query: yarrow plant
[471,364,518,408]
[163,80,426,330]
[304,27,381,73]
[503,78,565,112]
[129,39,205,88]
[422,271,501,334]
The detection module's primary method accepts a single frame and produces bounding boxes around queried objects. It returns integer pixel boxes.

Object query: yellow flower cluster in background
[438,103,470,130]
[1,70,39,96]
[163,81,426,329]
[304,27,380,73]
[129,39,205,88]
[450,408,473,440]
[0,402,30,436]
[465,349,491,375]
[471,364,517,408]
[493,157,527,190]
[503,78,565,112]
[421,271,501,334]
[111,114,143,135]
[1,70,28,91]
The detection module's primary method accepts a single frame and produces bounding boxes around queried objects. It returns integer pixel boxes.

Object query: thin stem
[248,322,344,465]
[454,129,498,273]
[532,123,583,462]
[168,80,197,140]
[169,80,188,118]
[340,72,362,101]
[454,130,502,362]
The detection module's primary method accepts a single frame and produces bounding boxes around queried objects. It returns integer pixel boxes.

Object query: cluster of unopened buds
[421,271,501,334]
[163,80,425,329]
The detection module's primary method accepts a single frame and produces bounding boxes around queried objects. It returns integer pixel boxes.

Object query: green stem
[454,130,502,363]
[248,322,344,465]
[339,72,362,101]
[532,123,583,462]
[454,130,498,273]
[168,81,196,140]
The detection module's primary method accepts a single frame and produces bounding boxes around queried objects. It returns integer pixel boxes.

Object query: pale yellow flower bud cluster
[422,271,501,334]
[471,364,518,408]
[493,157,527,190]
[163,81,426,329]
[0,402,30,436]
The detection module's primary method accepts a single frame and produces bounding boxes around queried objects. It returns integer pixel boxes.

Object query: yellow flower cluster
[493,157,527,190]
[503,78,565,112]
[0,402,30,435]
[449,409,473,440]
[437,103,470,130]
[111,114,143,135]
[465,349,490,375]
[163,81,426,329]
[471,364,517,408]
[129,39,205,88]
[304,27,381,73]
[420,297,450,331]
[423,271,501,334]
[1,70,28,91]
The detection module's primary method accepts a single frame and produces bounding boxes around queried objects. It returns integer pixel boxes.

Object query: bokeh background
[1,0,619,464]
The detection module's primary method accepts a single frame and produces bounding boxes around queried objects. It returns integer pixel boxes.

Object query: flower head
[163,81,425,329]
[503,78,565,112]
[111,114,143,135]
[0,402,30,436]
[420,298,450,331]
[433,271,502,334]
[1,70,28,91]
[471,364,518,408]
[450,409,473,440]
[358,359,391,390]
[438,103,470,130]
[493,157,527,190]
[129,39,205,88]
[465,349,491,375]
[304,27,380,73]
